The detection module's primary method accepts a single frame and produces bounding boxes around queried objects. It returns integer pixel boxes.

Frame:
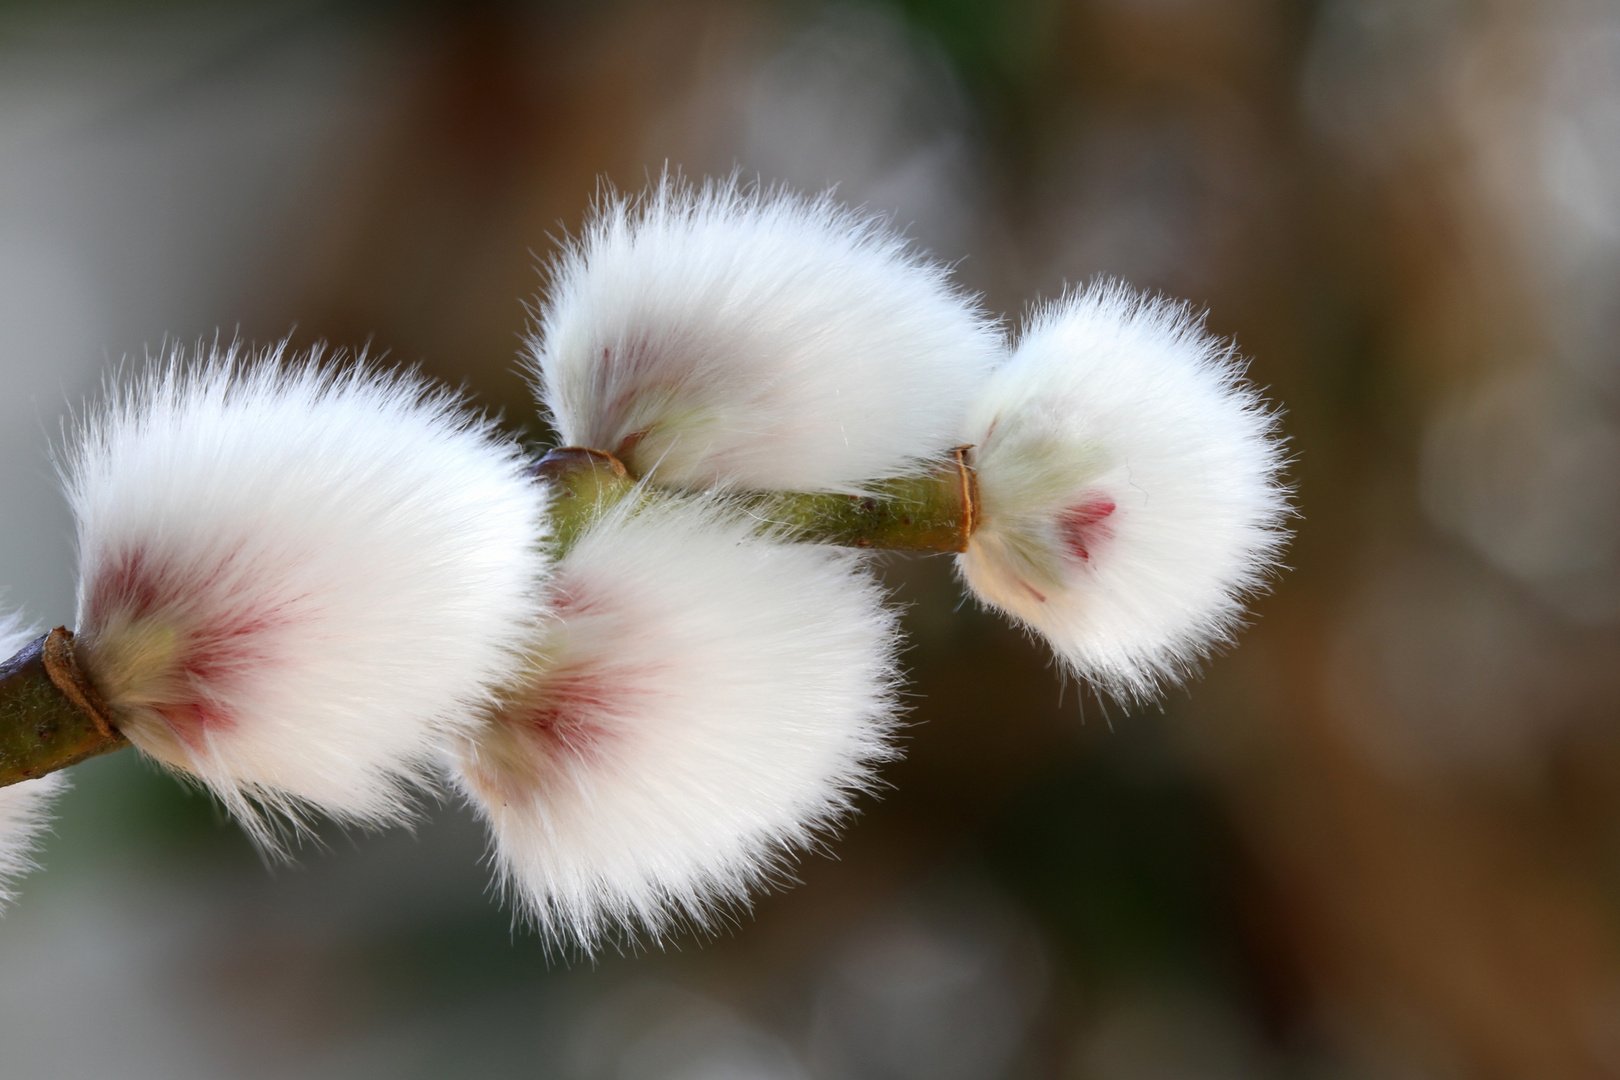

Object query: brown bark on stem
[0,628,127,789]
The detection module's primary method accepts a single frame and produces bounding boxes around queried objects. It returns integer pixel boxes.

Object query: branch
[0,449,979,791]
[534,446,980,554]
[0,628,128,787]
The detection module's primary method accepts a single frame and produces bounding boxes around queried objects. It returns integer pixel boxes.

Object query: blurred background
[2,0,1619,1076]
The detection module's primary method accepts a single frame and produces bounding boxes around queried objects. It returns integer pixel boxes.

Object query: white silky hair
[450,494,901,950]
[527,176,1002,493]
[0,611,66,912]
[0,605,34,664]
[958,282,1290,701]
[64,345,550,845]
[0,774,64,913]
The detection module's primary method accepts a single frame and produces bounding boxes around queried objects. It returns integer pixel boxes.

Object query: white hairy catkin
[452,494,900,950]
[65,346,551,845]
[529,176,1001,493]
[960,282,1291,700]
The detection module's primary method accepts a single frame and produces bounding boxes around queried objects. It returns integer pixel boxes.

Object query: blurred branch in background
[1,0,1619,1077]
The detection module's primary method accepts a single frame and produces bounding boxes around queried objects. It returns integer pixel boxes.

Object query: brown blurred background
[3,0,1619,1076]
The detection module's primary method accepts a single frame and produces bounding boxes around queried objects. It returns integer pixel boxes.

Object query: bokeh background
[2,0,1619,1076]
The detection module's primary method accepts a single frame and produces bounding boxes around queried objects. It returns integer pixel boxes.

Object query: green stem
[533,446,980,555]
[0,628,127,788]
[533,446,638,553]
[0,447,981,789]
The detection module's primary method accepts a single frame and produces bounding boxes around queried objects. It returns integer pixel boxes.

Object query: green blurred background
[3,0,1619,1076]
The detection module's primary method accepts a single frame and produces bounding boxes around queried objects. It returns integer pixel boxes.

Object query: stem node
[0,628,127,789]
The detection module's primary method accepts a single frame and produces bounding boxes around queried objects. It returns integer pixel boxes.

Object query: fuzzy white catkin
[528,177,1002,493]
[958,282,1290,700]
[0,775,64,913]
[450,494,900,950]
[0,611,66,912]
[65,347,550,842]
